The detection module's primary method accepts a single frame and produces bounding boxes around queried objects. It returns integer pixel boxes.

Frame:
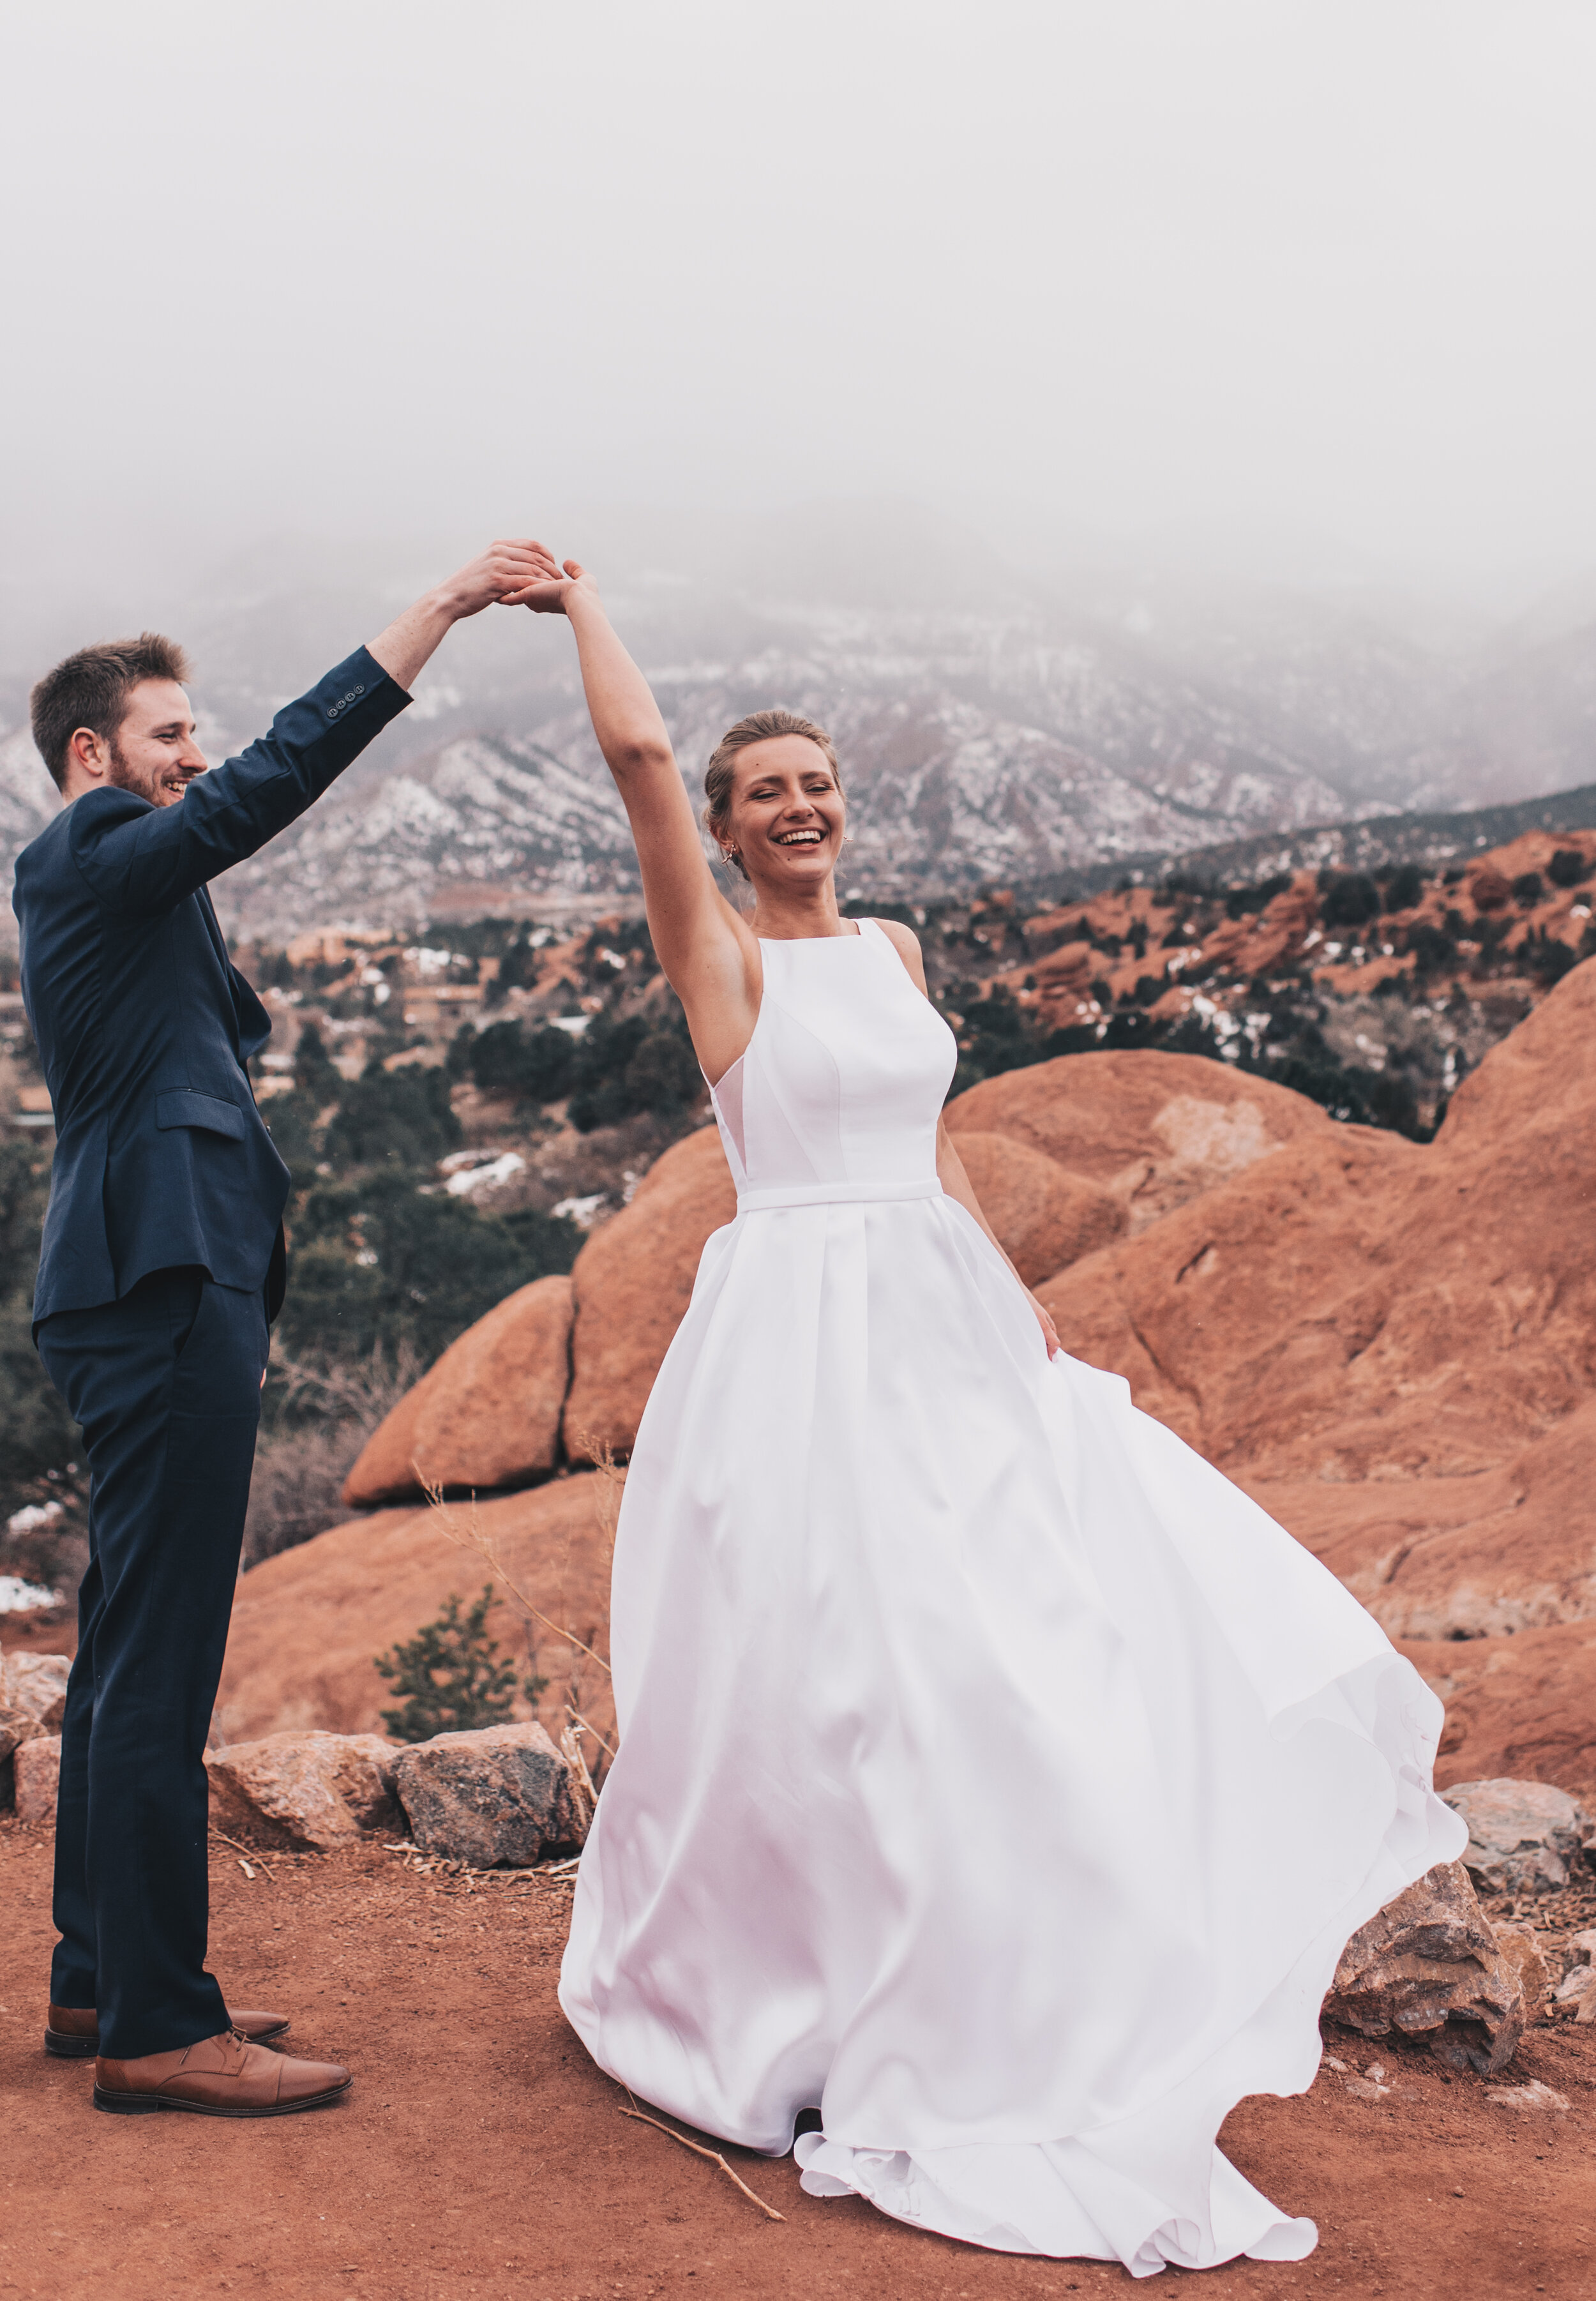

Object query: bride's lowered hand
[1027,1289,1062,1361]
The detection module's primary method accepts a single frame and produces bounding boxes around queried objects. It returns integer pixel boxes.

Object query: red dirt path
[2,1819,1592,2300]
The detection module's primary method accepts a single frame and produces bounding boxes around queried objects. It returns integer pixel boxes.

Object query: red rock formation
[947,1048,1334,1232]
[1408,1623,1596,1806]
[949,1131,1124,1284]
[561,1127,739,1462]
[1042,961,1596,1643]
[342,1274,573,1507]
[216,1474,619,1756]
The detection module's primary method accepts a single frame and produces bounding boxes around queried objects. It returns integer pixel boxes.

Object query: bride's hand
[1027,1290,1062,1361]
[502,554,597,617]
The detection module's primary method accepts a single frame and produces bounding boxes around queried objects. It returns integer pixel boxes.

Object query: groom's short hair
[31,633,192,791]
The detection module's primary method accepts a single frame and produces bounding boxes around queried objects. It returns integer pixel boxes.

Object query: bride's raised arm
[513,554,758,1080]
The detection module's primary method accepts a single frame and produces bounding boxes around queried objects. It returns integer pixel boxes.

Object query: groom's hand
[367,539,555,690]
[435,539,559,621]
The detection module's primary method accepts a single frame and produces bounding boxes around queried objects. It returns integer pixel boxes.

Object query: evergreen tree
[375,1585,541,1742]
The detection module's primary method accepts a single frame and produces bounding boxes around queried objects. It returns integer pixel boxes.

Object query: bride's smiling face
[725,736,846,889]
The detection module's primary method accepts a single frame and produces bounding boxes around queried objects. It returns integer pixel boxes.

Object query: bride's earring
[721,847,739,865]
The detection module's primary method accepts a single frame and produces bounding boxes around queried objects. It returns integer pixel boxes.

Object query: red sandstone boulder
[1044,962,1596,1474]
[561,1127,737,1461]
[343,1274,574,1507]
[1034,962,1596,1656]
[217,1472,619,1756]
[206,1729,405,1851]
[947,1049,1336,1233]
[951,1131,1124,1285]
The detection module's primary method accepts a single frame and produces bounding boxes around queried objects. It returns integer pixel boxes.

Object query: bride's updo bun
[704,709,842,880]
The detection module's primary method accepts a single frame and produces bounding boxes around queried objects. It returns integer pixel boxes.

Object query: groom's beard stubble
[106,741,197,810]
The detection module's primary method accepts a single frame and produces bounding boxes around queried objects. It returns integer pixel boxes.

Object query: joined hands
[501,550,595,615]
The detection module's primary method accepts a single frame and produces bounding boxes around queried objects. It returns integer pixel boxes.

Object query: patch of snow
[8,1500,63,1535]
[445,1151,526,1196]
[552,1191,606,1228]
[0,1573,61,1613]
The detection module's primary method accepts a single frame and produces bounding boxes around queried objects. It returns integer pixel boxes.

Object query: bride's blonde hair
[704,710,843,880]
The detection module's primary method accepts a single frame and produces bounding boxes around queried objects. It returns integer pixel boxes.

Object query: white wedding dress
[559,919,1464,2276]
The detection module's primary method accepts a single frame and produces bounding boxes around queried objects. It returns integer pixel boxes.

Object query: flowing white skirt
[559,1194,1464,2275]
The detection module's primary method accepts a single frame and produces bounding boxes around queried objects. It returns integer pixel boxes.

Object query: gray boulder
[392,1721,584,1867]
[1321,1858,1528,2074]
[1440,1777,1594,1896]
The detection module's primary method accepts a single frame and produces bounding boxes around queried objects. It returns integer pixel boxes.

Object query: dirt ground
[2,1818,1592,2301]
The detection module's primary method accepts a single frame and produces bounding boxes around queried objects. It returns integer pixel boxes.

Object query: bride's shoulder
[865,915,929,993]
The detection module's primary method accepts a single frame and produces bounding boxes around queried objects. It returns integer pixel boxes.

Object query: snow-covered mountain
[3,507,1593,937]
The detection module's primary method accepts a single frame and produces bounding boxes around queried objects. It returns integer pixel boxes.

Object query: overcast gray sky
[4,1,1594,605]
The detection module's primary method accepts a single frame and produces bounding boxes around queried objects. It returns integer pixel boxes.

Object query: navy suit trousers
[36,1268,267,2059]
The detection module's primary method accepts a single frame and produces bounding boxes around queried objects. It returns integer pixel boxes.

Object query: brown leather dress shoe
[93,2028,350,2116]
[46,2003,290,2058]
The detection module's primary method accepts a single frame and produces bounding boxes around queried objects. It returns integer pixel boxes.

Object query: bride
[511,548,1465,2276]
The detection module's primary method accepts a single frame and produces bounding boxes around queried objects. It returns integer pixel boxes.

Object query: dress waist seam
[735,1178,945,1213]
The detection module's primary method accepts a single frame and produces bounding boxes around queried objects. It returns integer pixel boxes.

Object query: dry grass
[244,1343,422,1567]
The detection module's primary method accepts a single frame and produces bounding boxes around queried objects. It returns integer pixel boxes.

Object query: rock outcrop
[342,1274,575,1507]
[949,1131,1124,1285]
[216,1472,618,1755]
[1439,1777,1595,1897]
[391,1721,583,1866]
[945,1049,1335,1233]
[1407,1624,1596,1806]
[206,1729,405,1851]
[1321,1859,1528,2074]
[1041,962,1596,1650]
[561,1128,738,1461]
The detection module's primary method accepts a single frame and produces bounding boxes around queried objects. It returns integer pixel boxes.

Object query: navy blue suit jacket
[13,646,410,1325]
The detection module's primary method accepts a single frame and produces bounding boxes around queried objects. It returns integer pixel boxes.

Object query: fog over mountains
[2,504,1593,940]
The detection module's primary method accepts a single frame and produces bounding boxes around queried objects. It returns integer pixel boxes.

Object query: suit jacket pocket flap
[155,1090,246,1140]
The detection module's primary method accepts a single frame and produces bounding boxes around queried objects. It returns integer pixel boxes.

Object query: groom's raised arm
[69,539,549,916]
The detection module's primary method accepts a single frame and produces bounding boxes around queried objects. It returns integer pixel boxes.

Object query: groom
[15,539,546,2117]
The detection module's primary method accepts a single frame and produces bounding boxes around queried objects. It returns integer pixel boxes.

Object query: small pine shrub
[375,1585,543,1742]
[1548,848,1591,889]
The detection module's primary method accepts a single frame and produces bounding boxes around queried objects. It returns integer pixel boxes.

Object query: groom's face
[107,679,209,808]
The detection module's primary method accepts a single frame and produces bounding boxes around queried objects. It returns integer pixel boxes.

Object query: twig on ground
[619,2090,787,2224]
[209,1828,276,1880]
[379,1838,580,1890]
[416,1472,612,1679]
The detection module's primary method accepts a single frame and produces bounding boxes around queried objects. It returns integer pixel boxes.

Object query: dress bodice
[708,919,956,1203]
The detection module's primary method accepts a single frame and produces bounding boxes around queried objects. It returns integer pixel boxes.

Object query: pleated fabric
[559,923,1465,2275]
